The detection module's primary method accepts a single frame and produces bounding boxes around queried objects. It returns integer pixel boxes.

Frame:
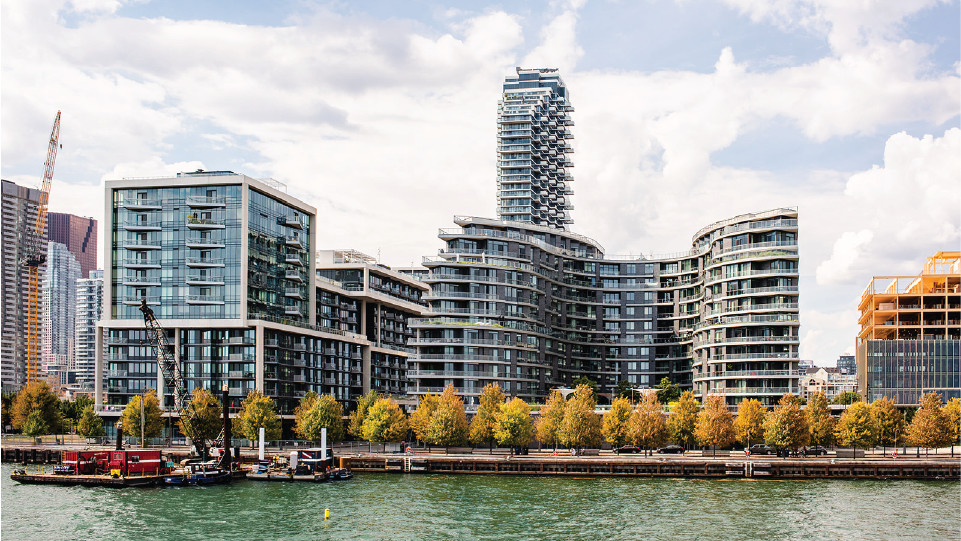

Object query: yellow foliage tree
[870,396,904,451]
[695,394,735,456]
[426,384,469,451]
[348,390,379,441]
[10,381,60,432]
[469,383,505,452]
[236,390,282,444]
[601,397,633,448]
[628,393,667,455]
[667,391,699,448]
[409,393,439,444]
[494,398,534,454]
[806,391,836,448]
[764,394,810,453]
[362,398,408,443]
[120,390,163,446]
[293,391,320,440]
[560,384,602,449]
[906,392,951,456]
[535,389,566,450]
[299,394,345,444]
[943,398,960,447]
[179,387,223,457]
[733,398,766,448]
[834,401,879,454]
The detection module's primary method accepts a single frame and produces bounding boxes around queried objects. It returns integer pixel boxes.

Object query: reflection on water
[2,464,958,540]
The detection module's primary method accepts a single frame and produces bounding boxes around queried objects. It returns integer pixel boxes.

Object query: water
[3,463,959,540]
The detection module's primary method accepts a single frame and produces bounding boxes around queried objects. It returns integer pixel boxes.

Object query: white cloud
[799,308,861,363]
[816,229,874,285]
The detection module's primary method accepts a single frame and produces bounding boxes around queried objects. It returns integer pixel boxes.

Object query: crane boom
[138,300,192,426]
[23,111,61,385]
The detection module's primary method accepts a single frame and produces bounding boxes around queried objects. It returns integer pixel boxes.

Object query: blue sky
[2,0,959,364]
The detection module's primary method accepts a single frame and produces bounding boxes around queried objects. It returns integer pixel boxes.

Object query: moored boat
[163,461,231,486]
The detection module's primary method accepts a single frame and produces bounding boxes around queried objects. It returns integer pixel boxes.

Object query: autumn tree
[628,393,668,455]
[23,410,49,437]
[121,390,164,446]
[831,392,861,405]
[535,389,566,450]
[299,394,345,444]
[667,391,699,449]
[943,398,960,447]
[348,390,379,440]
[656,377,680,404]
[806,391,836,448]
[906,392,951,456]
[696,395,736,457]
[601,397,633,448]
[426,384,469,452]
[734,398,766,448]
[834,401,879,456]
[560,384,602,449]
[615,379,637,401]
[571,376,597,398]
[469,383,506,453]
[870,396,904,453]
[178,388,223,458]
[77,405,105,439]
[362,398,408,443]
[293,391,320,440]
[10,381,61,432]
[764,394,810,454]
[409,393,439,445]
[236,390,282,444]
[495,398,534,455]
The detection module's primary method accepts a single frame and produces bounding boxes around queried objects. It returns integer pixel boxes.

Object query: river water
[2,463,958,540]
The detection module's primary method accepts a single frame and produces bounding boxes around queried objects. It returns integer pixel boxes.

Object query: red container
[108,450,168,476]
[62,451,111,474]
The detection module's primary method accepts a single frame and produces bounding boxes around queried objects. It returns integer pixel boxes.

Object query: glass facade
[247,189,310,321]
[860,339,961,405]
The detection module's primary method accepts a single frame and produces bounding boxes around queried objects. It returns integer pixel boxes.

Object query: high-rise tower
[496,68,575,229]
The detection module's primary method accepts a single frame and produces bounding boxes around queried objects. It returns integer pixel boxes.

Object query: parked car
[748,444,773,455]
[656,444,685,454]
[804,446,828,456]
[615,445,641,454]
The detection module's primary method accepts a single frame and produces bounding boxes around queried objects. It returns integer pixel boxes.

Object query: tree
[870,396,904,453]
[10,381,61,432]
[764,394,810,454]
[834,401,879,455]
[293,391,320,440]
[348,390,379,440]
[655,377,680,404]
[571,376,597,398]
[22,410,49,437]
[494,398,534,454]
[906,392,951,456]
[469,383,505,453]
[806,391,836,448]
[362,398,408,443]
[560,384,602,449]
[299,394,345,444]
[734,398,766,448]
[236,390,282,444]
[410,393,439,444]
[426,384,469,452]
[77,405,105,438]
[831,392,862,406]
[121,390,163,446]
[667,391,699,448]
[696,395,736,457]
[943,398,960,447]
[628,393,668,455]
[535,389,566,450]
[179,388,222,458]
[615,379,637,401]
[601,397,633,448]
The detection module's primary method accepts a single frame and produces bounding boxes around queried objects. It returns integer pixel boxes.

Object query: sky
[2,0,959,365]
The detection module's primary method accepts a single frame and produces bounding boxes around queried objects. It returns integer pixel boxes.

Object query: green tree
[655,377,680,404]
[560,384,602,449]
[236,390,282,444]
[121,390,163,446]
[614,379,637,401]
[469,383,506,453]
[535,389,566,450]
[806,391,836,448]
[696,395,735,457]
[293,391,320,440]
[734,398,766,447]
[571,376,597,398]
[76,405,105,439]
[834,401,879,455]
[299,394,345,444]
[667,391,699,448]
[426,384,469,452]
[831,392,862,406]
[362,398,408,443]
[409,393,439,444]
[348,390,379,440]
[1,391,15,427]
[494,398,534,455]
[870,396,904,452]
[179,388,223,458]
[22,410,49,437]
[628,393,668,455]
[943,398,960,446]
[906,392,951,456]
[601,397,633,448]
[764,394,810,453]
[10,381,61,432]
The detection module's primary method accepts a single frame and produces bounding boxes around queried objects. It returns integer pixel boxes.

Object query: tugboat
[163,461,231,486]
[246,450,330,482]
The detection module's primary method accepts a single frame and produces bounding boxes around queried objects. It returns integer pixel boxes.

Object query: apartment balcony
[706,387,801,396]
[278,215,304,229]
[123,258,161,269]
[285,305,304,317]
[122,276,161,286]
[120,240,162,251]
[285,254,304,266]
[185,274,225,286]
[284,288,304,300]
[185,217,225,229]
[185,236,226,249]
[122,295,160,305]
[186,257,226,268]
[285,269,304,283]
[283,236,305,250]
[264,339,279,348]
[186,195,227,208]
[693,370,797,381]
[122,198,162,210]
[122,220,162,231]
[186,294,225,305]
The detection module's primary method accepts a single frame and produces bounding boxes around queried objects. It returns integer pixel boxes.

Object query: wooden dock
[347,455,960,480]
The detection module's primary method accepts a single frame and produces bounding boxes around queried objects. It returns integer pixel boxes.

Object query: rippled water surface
[3,463,959,540]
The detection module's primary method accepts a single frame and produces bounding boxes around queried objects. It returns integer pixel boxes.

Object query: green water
[2,463,958,540]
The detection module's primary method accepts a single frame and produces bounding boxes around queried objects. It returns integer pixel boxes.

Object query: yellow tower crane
[21,111,61,385]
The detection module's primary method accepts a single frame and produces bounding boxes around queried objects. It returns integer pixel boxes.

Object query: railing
[186,195,226,206]
[122,258,161,267]
[704,303,799,317]
[186,218,224,227]
[121,276,161,284]
[706,268,799,284]
[714,240,798,256]
[710,353,799,361]
[708,387,800,395]
[186,274,224,283]
[186,295,225,303]
[413,354,496,361]
[186,257,225,266]
[722,285,799,297]
[695,314,800,330]
[694,370,797,380]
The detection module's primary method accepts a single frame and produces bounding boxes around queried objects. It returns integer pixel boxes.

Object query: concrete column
[94,326,104,407]
[362,344,371,394]
[255,324,264,392]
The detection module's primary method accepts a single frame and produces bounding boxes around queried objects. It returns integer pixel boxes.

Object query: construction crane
[21,111,61,385]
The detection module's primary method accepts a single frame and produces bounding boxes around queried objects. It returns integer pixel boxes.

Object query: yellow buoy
[325,508,330,520]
